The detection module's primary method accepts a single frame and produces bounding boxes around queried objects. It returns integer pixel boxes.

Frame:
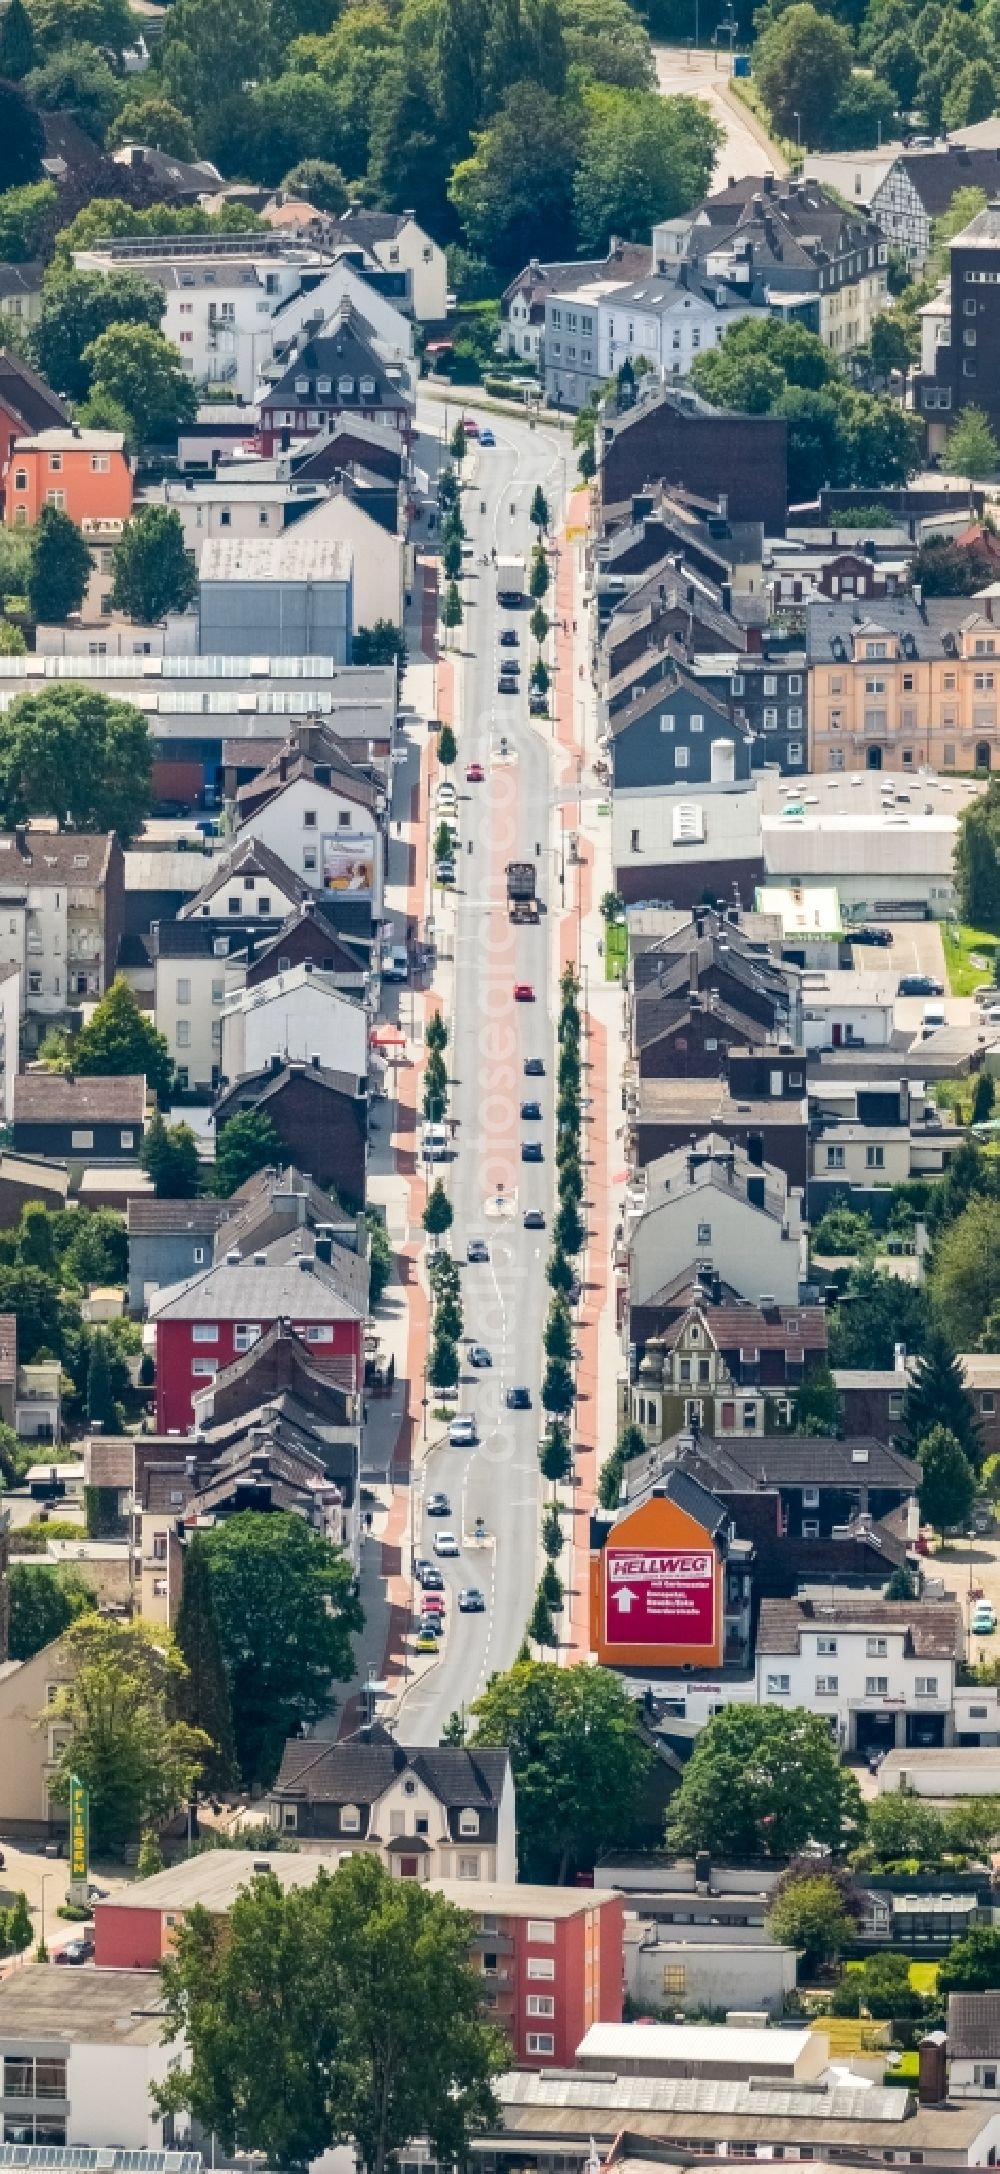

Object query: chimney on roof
[918,2035,948,2107]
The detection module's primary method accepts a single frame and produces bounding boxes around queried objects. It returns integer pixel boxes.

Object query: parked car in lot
[899,974,944,997]
[851,926,894,947]
[972,1601,997,1635]
[55,1939,94,1966]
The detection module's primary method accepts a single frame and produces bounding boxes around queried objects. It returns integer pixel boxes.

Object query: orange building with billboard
[590,1469,738,1669]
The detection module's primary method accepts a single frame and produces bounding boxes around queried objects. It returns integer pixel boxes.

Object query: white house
[596,277,761,385]
[179,837,313,925]
[72,237,414,402]
[278,490,404,630]
[0,1967,175,2149]
[623,1133,807,1311]
[947,1996,1000,2099]
[235,761,384,914]
[218,964,368,1084]
[799,969,897,1052]
[756,1595,963,1757]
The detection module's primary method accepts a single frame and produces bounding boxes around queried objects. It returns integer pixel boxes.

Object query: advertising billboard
[602,1544,716,1650]
[322,832,374,898]
[69,1773,89,1885]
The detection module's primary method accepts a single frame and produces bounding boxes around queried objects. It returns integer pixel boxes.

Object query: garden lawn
[942,920,1000,996]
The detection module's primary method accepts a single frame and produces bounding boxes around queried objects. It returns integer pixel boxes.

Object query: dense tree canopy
[0,686,152,839]
[72,976,173,1099]
[47,1617,212,1851]
[691,318,922,495]
[110,507,198,624]
[667,1704,863,1858]
[471,1660,652,1880]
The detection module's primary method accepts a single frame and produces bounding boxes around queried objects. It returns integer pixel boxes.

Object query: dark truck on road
[507,861,539,923]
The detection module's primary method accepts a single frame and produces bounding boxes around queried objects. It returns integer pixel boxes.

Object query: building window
[527,1919,555,1942]
[915,1676,939,1697]
[120,1129,135,1149]
[176,977,191,1004]
[527,1995,555,2016]
[234,1324,262,1352]
[304,810,318,829]
[867,1636,888,1657]
[458,1855,480,1878]
[817,1636,837,1654]
[866,1675,889,1696]
[176,1021,191,1048]
[826,1145,845,1169]
[70,1129,94,1149]
[13,469,26,491]
[192,1324,218,1343]
[815,1676,839,1695]
[803,1487,820,1509]
[527,1957,555,1979]
[526,2034,555,2056]
[192,1360,218,1378]
[341,1803,361,1831]
[766,1674,790,1695]
[459,1809,480,1836]
[91,454,110,473]
[866,1144,885,1169]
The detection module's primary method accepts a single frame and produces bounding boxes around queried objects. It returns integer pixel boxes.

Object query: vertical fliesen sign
[69,1774,89,1885]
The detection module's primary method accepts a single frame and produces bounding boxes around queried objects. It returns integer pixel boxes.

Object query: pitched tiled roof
[0,350,68,438]
[756,1595,962,1658]
[178,837,311,918]
[148,1235,367,1322]
[127,1199,229,1237]
[674,1430,919,1490]
[272,1721,510,1808]
[948,1994,1000,2059]
[13,1074,146,1123]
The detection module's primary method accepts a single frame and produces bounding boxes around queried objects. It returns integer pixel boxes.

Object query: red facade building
[149,1244,367,1432]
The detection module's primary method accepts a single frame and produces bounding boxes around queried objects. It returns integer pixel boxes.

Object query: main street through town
[395,398,571,1743]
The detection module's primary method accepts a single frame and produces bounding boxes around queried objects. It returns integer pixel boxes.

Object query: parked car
[499,629,519,648]
[522,1141,543,1161]
[55,1939,94,1966]
[467,1238,490,1262]
[529,693,548,715]
[899,974,944,997]
[524,1056,545,1075]
[417,1563,444,1590]
[972,1601,997,1634]
[469,1343,492,1367]
[851,926,894,947]
[415,1629,439,1652]
[498,676,518,694]
[421,1593,446,1615]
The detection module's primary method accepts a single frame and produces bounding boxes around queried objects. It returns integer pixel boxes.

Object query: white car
[449,1415,477,1447]
[436,781,457,806]
[434,1530,460,1557]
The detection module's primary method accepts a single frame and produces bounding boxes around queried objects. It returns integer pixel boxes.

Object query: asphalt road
[396,398,569,1743]
[652,44,784,185]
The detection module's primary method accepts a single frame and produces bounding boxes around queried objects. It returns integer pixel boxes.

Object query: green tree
[767,1872,855,1965]
[450,420,468,462]
[423,1179,454,1237]
[597,1448,624,1508]
[281,156,349,211]
[0,685,152,838]
[667,1704,863,1858]
[448,85,577,272]
[214,1109,280,1197]
[7,1562,93,1661]
[26,0,136,58]
[46,1616,211,1852]
[900,1330,980,1464]
[136,1828,165,1878]
[541,1503,564,1557]
[156,1858,505,2174]
[945,404,999,479]
[0,0,36,76]
[82,322,198,445]
[573,82,720,253]
[425,1010,449,1054]
[793,1362,841,1435]
[172,1532,237,1792]
[86,1329,119,1432]
[546,1245,575,1295]
[199,1511,361,1788]
[352,619,407,671]
[73,976,172,1099]
[861,1949,926,2017]
[0,1264,65,1362]
[108,96,197,155]
[366,1211,392,1307]
[531,658,550,695]
[437,724,458,770]
[974,1070,997,1126]
[110,507,197,624]
[754,2,853,143]
[440,582,463,640]
[530,604,550,648]
[0,78,44,190]
[428,1333,460,1390]
[955,775,1000,925]
[868,312,913,379]
[25,43,125,140]
[918,1422,977,1531]
[529,544,550,601]
[30,270,164,403]
[472,1660,652,1881]
[543,1294,573,1363]
[0,178,54,260]
[528,1586,557,1646]
[530,485,550,533]
[827,1264,929,1370]
[943,58,997,129]
[140,1110,202,1198]
[939,1925,1000,1995]
[928,1194,1000,1351]
[541,1354,574,1415]
[25,505,92,625]
[539,1420,572,1482]
[443,531,463,582]
[157,0,278,129]
[554,1196,585,1255]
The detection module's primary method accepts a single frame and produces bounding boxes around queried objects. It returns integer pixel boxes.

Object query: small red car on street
[513,983,535,1002]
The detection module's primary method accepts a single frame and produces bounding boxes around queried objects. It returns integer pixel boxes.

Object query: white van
[422,1122,449,1159]
[449,1416,477,1447]
[921,1003,946,1037]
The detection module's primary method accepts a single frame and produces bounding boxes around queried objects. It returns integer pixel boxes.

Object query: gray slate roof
[272,1720,510,1808]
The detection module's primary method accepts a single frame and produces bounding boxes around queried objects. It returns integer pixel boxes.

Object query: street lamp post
[793,111,802,153]
[39,1872,50,1958]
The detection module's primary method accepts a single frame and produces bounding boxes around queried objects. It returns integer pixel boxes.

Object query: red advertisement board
[603,1545,716,1650]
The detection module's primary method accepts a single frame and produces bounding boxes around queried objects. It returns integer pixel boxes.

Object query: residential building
[871,147,1000,267]
[3,429,132,531]
[628,909,801,1079]
[217,964,368,1086]
[0,1633,76,1835]
[73,233,414,402]
[755,1595,963,1757]
[606,660,752,794]
[627,1071,809,1191]
[879,1745,1000,1795]
[232,720,384,920]
[109,141,226,199]
[0,1969,174,2149]
[178,835,316,923]
[10,1074,146,1164]
[660,174,888,354]
[304,207,448,323]
[799,968,897,1052]
[0,961,20,1121]
[626,1294,828,1443]
[126,1197,230,1313]
[256,322,413,458]
[198,533,352,661]
[916,200,1000,449]
[164,477,404,627]
[242,900,368,988]
[264,1720,515,1874]
[835,1357,912,1440]
[213,1058,367,1207]
[624,1920,798,2018]
[810,1071,962,1211]
[150,915,278,1095]
[947,1995,1000,2098]
[148,1232,368,1430]
[622,1132,807,1318]
[673,1427,921,1544]
[0,826,124,1026]
[544,274,758,411]
[487,2060,1000,2165]
[598,378,789,534]
[807,597,1000,775]
[0,266,44,333]
[0,1154,68,1227]
[500,240,649,366]
[590,1464,753,1670]
[958,1353,1000,1460]
[0,351,67,512]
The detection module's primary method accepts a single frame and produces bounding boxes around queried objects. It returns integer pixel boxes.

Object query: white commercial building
[0,1968,174,2150]
[799,968,897,1052]
[218,965,368,1085]
[756,1596,963,1758]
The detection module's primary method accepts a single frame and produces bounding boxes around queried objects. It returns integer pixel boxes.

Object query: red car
[466,762,485,783]
[513,982,535,1002]
[421,1594,446,1615]
[461,416,480,437]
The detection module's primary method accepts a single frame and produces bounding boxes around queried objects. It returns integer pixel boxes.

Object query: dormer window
[341,1803,361,1832]
[459,1808,480,1836]
[338,376,354,396]
[360,375,376,396]
[295,377,310,395]
[317,377,332,395]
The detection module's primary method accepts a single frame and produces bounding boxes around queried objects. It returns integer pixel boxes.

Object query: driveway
[652,45,784,186]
